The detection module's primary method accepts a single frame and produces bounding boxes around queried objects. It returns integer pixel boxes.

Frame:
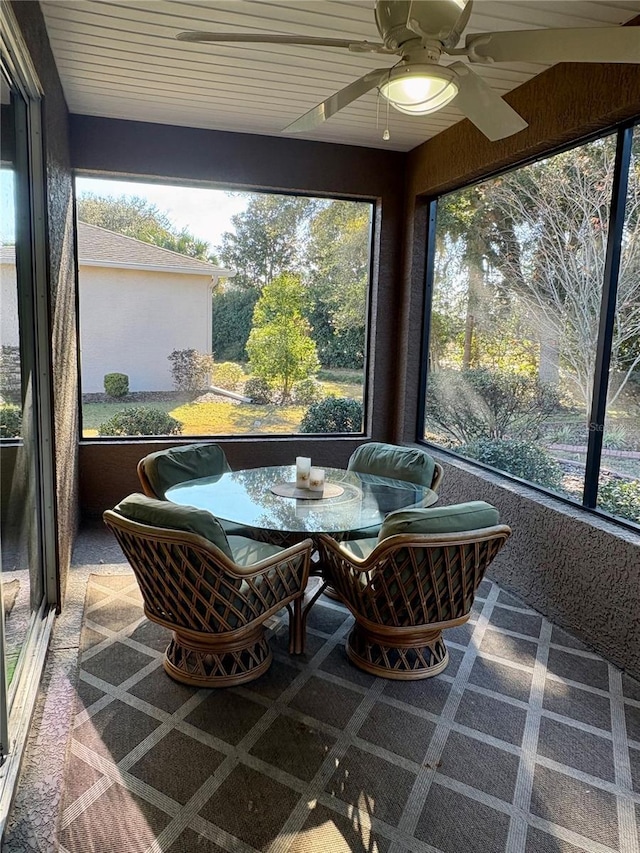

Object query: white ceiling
[40,0,640,152]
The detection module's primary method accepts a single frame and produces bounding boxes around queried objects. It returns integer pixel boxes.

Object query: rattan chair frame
[318,525,511,680]
[104,510,312,687]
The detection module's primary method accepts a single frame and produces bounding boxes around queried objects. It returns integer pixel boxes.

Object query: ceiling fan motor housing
[375,0,417,50]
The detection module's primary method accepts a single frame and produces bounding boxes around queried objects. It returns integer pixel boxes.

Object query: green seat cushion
[114,493,233,559]
[379,501,499,540]
[143,443,231,499]
[227,535,284,567]
[348,442,436,488]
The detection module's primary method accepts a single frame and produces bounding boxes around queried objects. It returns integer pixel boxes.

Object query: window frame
[73,176,378,442]
[417,118,640,534]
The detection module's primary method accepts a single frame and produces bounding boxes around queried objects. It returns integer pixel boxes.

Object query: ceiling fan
[176,0,640,142]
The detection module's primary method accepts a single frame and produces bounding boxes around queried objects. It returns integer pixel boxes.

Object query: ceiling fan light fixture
[379,64,458,115]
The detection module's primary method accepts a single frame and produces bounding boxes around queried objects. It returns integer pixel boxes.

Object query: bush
[244,377,272,404]
[0,404,22,438]
[103,372,129,398]
[425,368,560,444]
[459,438,563,489]
[300,396,363,434]
[98,407,182,437]
[168,349,213,392]
[598,479,640,523]
[291,377,324,405]
[211,362,245,392]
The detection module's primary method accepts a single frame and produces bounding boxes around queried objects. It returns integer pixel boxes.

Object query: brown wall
[70,115,407,515]
[10,1,79,600]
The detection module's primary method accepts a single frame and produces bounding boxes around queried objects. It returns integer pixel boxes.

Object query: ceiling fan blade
[176,31,387,53]
[449,62,528,141]
[465,26,640,65]
[283,69,386,134]
[407,0,470,42]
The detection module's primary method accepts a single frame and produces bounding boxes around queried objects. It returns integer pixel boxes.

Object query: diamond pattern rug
[59,573,640,853]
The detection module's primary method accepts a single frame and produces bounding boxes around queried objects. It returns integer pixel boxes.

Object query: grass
[81,378,363,437]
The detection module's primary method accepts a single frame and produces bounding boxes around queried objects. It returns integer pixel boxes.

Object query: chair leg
[163,625,272,687]
[346,623,449,680]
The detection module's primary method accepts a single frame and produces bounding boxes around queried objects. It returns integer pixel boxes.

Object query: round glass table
[165,464,438,540]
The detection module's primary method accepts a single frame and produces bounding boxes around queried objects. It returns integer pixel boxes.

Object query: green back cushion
[348,442,436,488]
[379,501,499,540]
[115,493,233,559]
[143,444,231,499]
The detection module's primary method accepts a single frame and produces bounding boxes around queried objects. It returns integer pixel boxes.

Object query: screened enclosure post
[583,126,633,508]
[416,199,438,441]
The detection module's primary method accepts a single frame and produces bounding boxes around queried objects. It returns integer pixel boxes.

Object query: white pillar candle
[309,467,325,493]
[296,456,311,488]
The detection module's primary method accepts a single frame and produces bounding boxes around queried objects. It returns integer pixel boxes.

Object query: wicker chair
[347,442,444,494]
[104,494,313,687]
[137,443,231,500]
[317,501,511,680]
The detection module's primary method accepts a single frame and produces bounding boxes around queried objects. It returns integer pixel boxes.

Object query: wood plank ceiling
[40,0,640,152]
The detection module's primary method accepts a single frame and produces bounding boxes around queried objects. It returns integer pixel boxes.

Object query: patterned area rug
[59,574,640,853]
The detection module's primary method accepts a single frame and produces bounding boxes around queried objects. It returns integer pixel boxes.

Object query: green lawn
[82,379,363,437]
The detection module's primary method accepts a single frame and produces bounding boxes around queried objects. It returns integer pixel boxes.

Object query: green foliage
[291,377,324,405]
[211,288,258,362]
[98,407,182,437]
[216,194,315,289]
[425,368,560,444]
[247,273,320,400]
[77,194,215,260]
[243,377,272,404]
[211,362,245,392]
[168,349,213,392]
[103,372,129,398]
[459,438,563,489]
[0,404,22,438]
[317,368,363,385]
[598,479,640,524]
[299,396,363,434]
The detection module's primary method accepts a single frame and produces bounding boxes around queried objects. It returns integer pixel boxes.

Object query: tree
[216,194,315,289]
[246,273,320,400]
[77,194,215,261]
[304,200,370,368]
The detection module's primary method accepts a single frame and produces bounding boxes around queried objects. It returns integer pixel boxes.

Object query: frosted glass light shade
[379,65,458,115]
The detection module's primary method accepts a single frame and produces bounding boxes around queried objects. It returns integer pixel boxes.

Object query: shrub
[212,288,258,362]
[598,479,640,523]
[291,377,324,405]
[459,438,563,489]
[244,377,272,404]
[300,396,363,434]
[98,407,182,437]
[168,349,213,392]
[103,372,129,398]
[425,368,560,444]
[211,362,245,392]
[0,404,22,438]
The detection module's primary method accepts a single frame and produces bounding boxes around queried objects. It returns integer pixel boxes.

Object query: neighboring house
[1,223,235,393]
[77,222,235,392]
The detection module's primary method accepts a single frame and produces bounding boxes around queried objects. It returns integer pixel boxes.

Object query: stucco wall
[79,266,212,392]
[431,449,640,678]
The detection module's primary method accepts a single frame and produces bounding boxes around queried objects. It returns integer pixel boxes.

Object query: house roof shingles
[75,222,233,276]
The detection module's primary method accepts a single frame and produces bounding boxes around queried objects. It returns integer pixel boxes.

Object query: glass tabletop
[165,465,438,536]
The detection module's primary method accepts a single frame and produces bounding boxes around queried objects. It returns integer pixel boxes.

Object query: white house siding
[79,265,213,392]
[0,261,20,348]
